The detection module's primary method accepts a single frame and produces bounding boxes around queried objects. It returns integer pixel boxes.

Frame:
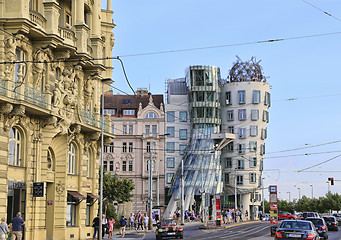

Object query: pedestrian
[101,214,108,238]
[138,214,143,230]
[129,213,134,230]
[108,216,115,239]
[154,211,160,224]
[92,214,100,239]
[245,210,249,221]
[11,212,25,240]
[238,211,243,222]
[143,213,149,231]
[0,217,8,240]
[119,215,127,238]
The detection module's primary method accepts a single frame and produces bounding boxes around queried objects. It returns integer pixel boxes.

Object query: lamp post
[235,168,238,210]
[99,78,112,240]
[310,184,313,199]
[181,158,184,225]
[149,145,153,230]
[297,187,301,200]
[262,178,265,215]
[287,192,291,202]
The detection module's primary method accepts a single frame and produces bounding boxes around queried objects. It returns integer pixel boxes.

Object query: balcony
[29,9,46,29]
[58,26,76,46]
[81,109,97,127]
[24,85,48,109]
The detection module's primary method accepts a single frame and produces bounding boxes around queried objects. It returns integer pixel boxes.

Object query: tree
[100,170,135,203]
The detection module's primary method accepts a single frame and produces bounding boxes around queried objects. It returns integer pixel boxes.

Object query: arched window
[9,127,22,166]
[68,143,76,174]
[145,112,157,118]
[47,147,55,171]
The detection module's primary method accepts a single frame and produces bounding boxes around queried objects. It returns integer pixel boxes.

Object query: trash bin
[216,219,221,227]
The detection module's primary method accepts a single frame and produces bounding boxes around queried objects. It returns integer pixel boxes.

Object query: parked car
[278,211,297,220]
[274,220,320,240]
[301,212,320,220]
[333,213,341,225]
[306,217,328,239]
[155,219,184,240]
[322,216,338,231]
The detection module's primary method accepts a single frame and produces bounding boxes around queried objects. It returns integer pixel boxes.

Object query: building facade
[164,78,190,204]
[103,89,166,214]
[0,0,115,239]
[164,59,270,219]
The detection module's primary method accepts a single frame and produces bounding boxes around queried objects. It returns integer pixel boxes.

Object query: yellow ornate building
[0,0,115,239]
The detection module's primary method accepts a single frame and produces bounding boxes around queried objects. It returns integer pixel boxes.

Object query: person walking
[143,213,149,232]
[101,214,108,238]
[0,217,8,240]
[119,216,127,238]
[11,212,25,240]
[108,216,115,239]
[92,214,100,239]
[138,214,143,230]
[129,213,134,230]
[154,211,160,224]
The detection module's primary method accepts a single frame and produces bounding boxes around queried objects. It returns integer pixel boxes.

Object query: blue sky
[104,0,341,200]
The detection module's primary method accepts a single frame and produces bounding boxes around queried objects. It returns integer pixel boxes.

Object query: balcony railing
[81,109,97,127]
[29,9,46,29]
[0,80,8,97]
[24,85,48,109]
[58,26,76,45]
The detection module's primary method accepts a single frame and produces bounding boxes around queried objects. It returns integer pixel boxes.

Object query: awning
[87,193,99,199]
[68,191,86,200]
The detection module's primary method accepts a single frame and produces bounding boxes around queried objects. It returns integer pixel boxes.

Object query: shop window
[66,194,77,227]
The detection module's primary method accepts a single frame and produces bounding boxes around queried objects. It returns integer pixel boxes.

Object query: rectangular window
[109,142,114,153]
[109,161,114,171]
[104,145,108,153]
[122,99,132,104]
[167,127,175,137]
[260,144,265,155]
[228,126,235,134]
[237,175,244,185]
[66,194,76,227]
[237,159,245,169]
[166,142,175,153]
[197,108,204,118]
[238,128,246,139]
[145,125,150,134]
[196,92,204,102]
[264,92,271,106]
[261,128,267,140]
[206,92,214,102]
[15,49,25,83]
[167,157,175,168]
[146,142,151,152]
[250,126,258,136]
[128,142,133,153]
[206,108,213,118]
[122,161,127,171]
[111,124,115,134]
[167,111,175,122]
[122,142,127,153]
[263,110,269,123]
[123,125,127,134]
[249,141,257,152]
[179,129,187,140]
[238,144,246,154]
[167,173,174,184]
[129,125,133,135]
[251,109,259,120]
[225,91,231,105]
[224,173,230,184]
[227,141,234,152]
[123,110,135,115]
[227,110,234,121]
[250,173,257,183]
[225,158,232,168]
[179,144,187,155]
[103,161,107,171]
[152,125,157,134]
[238,90,245,104]
[86,197,91,226]
[129,161,133,171]
[253,90,260,103]
[179,111,187,122]
[249,157,257,168]
[238,109,246,120]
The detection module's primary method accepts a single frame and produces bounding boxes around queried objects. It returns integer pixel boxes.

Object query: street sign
[32,182,45,197]
[205,193,210,207]
[269,185,278,237]
[269,185,277,193]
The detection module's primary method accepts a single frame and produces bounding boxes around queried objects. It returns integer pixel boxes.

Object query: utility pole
[181,158,184,225]
[310,184,313,199]
[149,148,153,230]
[262,178,265,215]
[235,168,237,210]
[157,172,160,206]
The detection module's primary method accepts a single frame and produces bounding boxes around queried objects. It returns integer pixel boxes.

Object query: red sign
[87,182,91,188]
[216,194,221,219]
[270,204,277,210]
[47,200,53,205]
[105,204,107,210]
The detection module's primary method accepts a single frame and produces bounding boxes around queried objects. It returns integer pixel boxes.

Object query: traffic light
[328,177,335,185]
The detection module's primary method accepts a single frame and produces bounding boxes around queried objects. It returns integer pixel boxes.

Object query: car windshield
[323,217,335,222]
[308,219,323,225]
[280,221,312,230]
[304,213,315,217]
[162,220,177,226]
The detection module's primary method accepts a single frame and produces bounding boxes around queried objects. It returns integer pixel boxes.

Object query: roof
[104,94,164,110]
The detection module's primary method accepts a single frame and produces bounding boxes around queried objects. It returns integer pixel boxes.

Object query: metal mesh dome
[229,56,265,82]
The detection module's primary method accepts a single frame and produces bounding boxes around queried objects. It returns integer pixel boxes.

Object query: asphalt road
[106,221,341,240]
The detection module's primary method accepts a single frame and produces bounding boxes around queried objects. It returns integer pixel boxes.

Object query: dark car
[278,211,297,220]
[301,212,320,220]
[155,219,183,240]
[274,220,320,240]
[306,217,328,239]
[322,216,338,231]
[333,213,341,225]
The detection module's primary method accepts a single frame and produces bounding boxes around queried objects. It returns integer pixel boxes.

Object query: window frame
[238,109,246,121]
[166,142,175,153]
[179,129,187,140]
[166,157,175,168]
[179,111,187,122]
[253,90,260,104]
[251,109,259,120]
[227,110,234,121]
[9,127,22,167]
[167,111,175,122]
[68,142,76,175]
[238,90,246,104]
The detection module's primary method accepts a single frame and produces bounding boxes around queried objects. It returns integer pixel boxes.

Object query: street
[105,221,341,240]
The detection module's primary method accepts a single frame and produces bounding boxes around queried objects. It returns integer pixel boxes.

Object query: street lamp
[262,178,265,215]
[287,192,291,202]
[297,187,301,200]
[235,168,238,210]
[310,185,313,199]
[99,78,113,240]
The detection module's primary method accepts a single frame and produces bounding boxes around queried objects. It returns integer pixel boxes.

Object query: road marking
[220,224,270,239]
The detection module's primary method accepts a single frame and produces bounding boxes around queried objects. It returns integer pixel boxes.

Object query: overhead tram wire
[301,0,341,23]
[297,154,341,172]
[266,140,341,154]
[263,150,341,159]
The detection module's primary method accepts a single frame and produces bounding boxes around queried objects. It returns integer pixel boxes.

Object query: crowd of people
[0,212,25,240]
